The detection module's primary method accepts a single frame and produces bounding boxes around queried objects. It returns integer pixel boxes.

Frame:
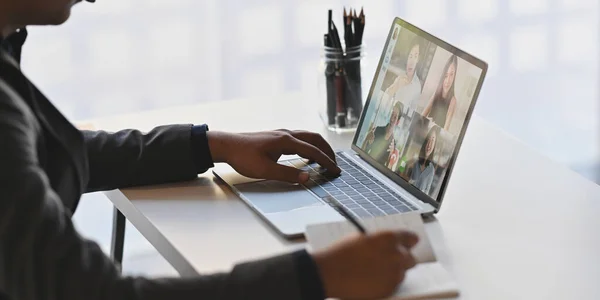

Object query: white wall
[21,0,599,168]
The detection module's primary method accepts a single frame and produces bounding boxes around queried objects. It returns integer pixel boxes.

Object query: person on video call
[372,38,422,128]
[362,102,403,166]
[384,38,422,108]
[422,55,458,131]
[0,1,420,300]
[405,126,439,195]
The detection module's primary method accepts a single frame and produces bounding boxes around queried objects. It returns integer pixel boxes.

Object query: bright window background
[20,0,599,275]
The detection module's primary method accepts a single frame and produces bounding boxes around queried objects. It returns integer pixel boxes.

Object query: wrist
[294,250,327,300]
[206,131,231,163]
[311,251,337,298]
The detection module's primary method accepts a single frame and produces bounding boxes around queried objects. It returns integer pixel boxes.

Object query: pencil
[331,22,342,49]
[352,9,361,45]
[343,7,351,48]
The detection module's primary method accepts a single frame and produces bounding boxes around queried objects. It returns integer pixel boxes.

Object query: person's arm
[0,86,324,300]
[83,124,343,192]
[422,94,434,117]
[383,76,399,96]
[82,125,208,192]
[361,138,368,149]
[385,138,396,168]
[0,89,420,300]
[361,126,377,149]
[443,97,457,131]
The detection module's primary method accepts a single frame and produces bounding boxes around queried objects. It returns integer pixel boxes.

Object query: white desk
[91,93,600,299]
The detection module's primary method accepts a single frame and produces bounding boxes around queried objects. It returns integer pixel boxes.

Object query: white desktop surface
[92,93,600,299]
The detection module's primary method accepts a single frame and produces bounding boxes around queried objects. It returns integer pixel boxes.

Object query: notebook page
[306,213,436,263]
[389,262,459,300]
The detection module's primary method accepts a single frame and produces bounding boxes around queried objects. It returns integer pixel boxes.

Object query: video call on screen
[356,23,483,201]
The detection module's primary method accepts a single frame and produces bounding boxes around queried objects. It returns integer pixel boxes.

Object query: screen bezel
[351,17,488,212]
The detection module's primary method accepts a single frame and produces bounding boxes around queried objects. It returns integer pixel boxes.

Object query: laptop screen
[354,18,486,203]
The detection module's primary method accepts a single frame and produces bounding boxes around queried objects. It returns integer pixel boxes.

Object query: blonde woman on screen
[384,38,422,108]
[373,38,422,128]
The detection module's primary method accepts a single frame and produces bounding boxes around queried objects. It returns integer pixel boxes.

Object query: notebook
[305,213,459,300]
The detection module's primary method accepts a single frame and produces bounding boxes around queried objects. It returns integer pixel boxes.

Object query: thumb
[396,231,419,249]
[265,163,309,184]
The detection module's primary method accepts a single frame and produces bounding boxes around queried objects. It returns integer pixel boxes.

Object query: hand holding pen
[313,198,419,298]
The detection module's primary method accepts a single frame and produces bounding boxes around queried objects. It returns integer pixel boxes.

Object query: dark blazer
[0,46,320,299]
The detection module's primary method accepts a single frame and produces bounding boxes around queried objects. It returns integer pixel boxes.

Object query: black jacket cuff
[293,250,326,300]
[190,124,215,174]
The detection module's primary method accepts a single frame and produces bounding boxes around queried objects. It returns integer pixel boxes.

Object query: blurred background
[21,0,599,276]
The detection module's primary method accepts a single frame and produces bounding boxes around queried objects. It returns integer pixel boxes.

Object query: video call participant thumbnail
[362,101,404,167]
[405,125,440,195]
[422,55,457,131]
[383,37,422,111]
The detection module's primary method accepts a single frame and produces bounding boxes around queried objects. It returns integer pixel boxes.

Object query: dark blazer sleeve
[82,125,200,192]
[0,84,314,300]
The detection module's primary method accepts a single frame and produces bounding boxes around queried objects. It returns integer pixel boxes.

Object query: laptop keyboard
[296,154,418,219]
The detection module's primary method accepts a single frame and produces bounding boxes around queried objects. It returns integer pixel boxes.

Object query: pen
[331,22,342,49]
[329,197,366,233]
[334,66,346,127]
[328,9,342,49]
[358,7,365,45]
[327,10,336,48]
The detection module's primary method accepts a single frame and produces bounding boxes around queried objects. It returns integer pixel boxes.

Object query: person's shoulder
[0,78,25,107]
[0,52,24,103]
[0,77,35,123]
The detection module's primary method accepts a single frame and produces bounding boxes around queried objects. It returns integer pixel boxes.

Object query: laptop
[213,17,488,238]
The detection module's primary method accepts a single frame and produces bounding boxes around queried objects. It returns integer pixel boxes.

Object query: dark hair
[433,55,457,103]
[418,126,440,167]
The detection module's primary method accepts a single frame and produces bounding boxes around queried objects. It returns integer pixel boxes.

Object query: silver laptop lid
[351,17,488,212]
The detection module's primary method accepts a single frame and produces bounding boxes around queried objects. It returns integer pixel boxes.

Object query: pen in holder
[319,44,366,132]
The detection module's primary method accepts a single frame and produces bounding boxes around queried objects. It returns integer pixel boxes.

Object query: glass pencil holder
[318,45,368,133]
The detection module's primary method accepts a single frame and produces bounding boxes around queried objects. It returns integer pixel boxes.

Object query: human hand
[312,231,419,300]
[386,139,398,169]
[397,74,410,87]
[366,127,376,145]
[207,130,340,183]
[387,138,396,153]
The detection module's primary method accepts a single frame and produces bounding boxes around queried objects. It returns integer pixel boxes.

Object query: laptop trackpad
[234,180,323,213]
